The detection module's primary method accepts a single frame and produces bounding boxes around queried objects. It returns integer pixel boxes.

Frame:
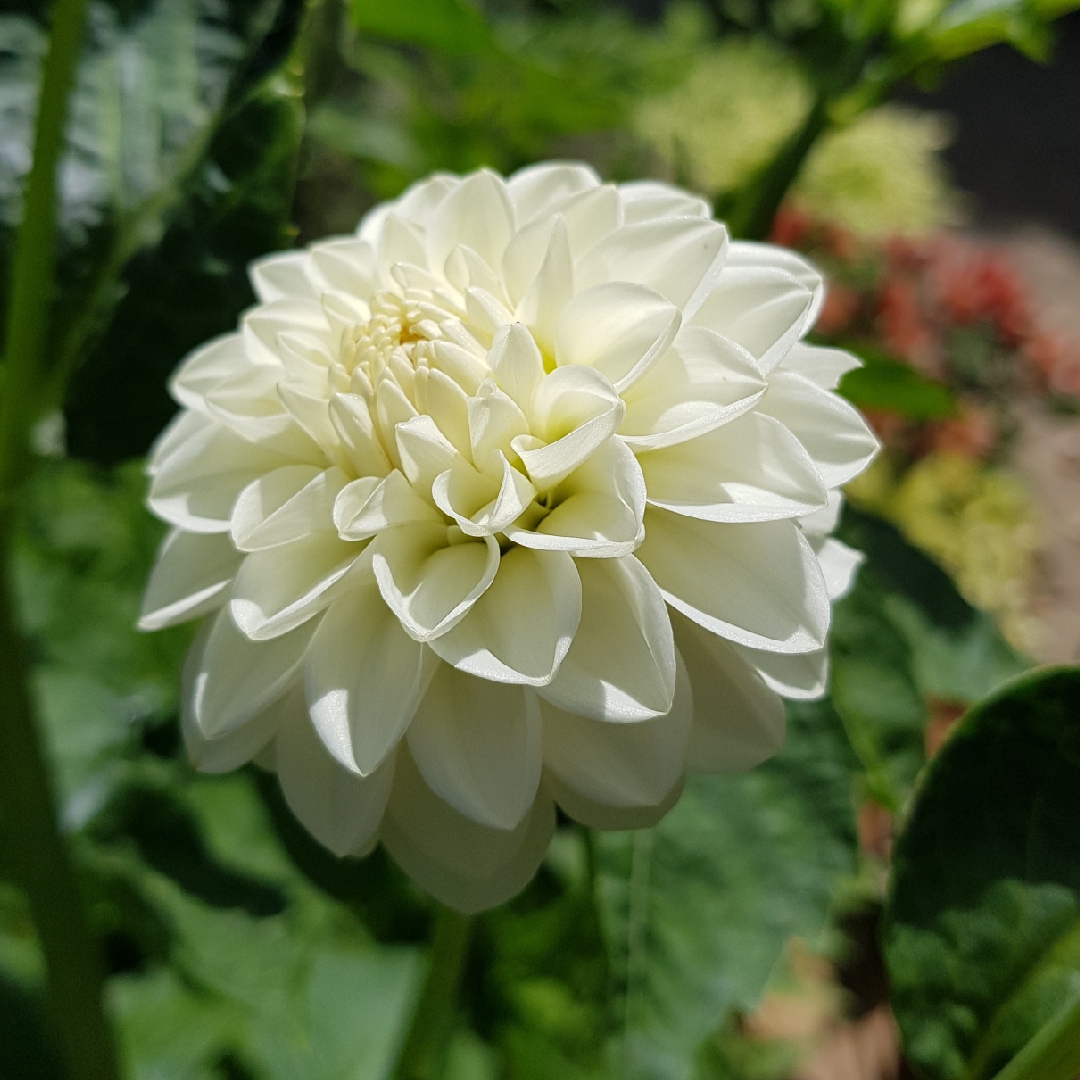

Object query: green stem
[0,0,88,487]
[722,93,832,242]
[0,0,122,1077]
[394,906,473,1080]
[989,994,1080,1080]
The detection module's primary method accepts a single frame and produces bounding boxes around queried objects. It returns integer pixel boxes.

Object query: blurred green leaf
[838,357,957,420]
[596,698,858,1080]
[924,0,1052,60]
[885,666,1080,1080]
[831,506,1028,808]
[349,0,492,54]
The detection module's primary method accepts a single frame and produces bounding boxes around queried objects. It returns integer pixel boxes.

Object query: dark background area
[896,11,1080,239]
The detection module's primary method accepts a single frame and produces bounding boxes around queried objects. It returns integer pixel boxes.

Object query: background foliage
[2,0,1080,1078]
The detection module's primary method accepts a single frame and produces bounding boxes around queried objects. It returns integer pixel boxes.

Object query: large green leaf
[838,358,957,421]
[595,698,858,1080]
[349,0,492,54]
[830,506,1028,808]
[885,666,1080,1080]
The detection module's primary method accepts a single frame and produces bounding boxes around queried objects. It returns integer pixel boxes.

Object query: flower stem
[0,0,121,1077]
[394,906,474,1080]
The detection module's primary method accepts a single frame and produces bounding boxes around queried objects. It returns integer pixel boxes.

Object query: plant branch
[394,905,473,1080]
[0,0,122,1077]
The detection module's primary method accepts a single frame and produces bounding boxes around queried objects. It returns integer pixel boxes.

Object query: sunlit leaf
[885,666,1080,1080]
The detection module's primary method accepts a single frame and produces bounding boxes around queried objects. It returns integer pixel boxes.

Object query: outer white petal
[180,622,287,772]
[671,611,786,772]
[170,334,248,412]
[637,508,829,654]
[539,555,675,721]
[778,342,861,390]
[191,606,319,739]
[619,326,765,450]
[731,643,828,701]
[540,652,691,808]
[406,666,542,830]
[276,711,394,857]
[139,529,241,630]
[429,548,581,686]
[428,169,516,276]
[757,372,879,487]
[618,180,710,222]
[303,581,427,776]
[506,162,600,225]
[381,749,556,914]
[812,537,864,600]
[371,525,500,642]
[690,267,814,374]
[639,412,827,523]
[229,534,368,640]
[576,216,728,310]
[504,436,645,558]
[549,775,683,830]
[149,417,296,533]
[555,282,681,392]
[250,251,319,303]
[231,466,347,551]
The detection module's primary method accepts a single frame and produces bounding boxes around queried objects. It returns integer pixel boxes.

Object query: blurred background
[1,1,1078,1078]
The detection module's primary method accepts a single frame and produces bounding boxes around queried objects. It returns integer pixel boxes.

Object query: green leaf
[830,506,1029,808]
[924,0,1052,60]
[596,698,858,1080]
[349,0,492,54]
[884,666,1080,1080]
[838,358,957,420]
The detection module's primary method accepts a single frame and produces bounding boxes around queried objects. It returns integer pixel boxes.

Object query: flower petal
[229,533,367,640]
[619,326,765,450]
[539,555,675,721]
[406,666,542,829]
[433,455,535,538]
[139,529,241,631]
[619,180,710,222]
[757,371,879,487]
[487,324,545,414]
[180,622,286,772]
[690,267,814,374]
[506,162,600,225]
[231,466,347,551]
[276,710,394,857]
[671,610,786,772]
[149,417,294,533]
[381,748,555,914]
[812,537,863,600]
[429,548,581,686]
[540,652,691,807]
[637,508,829,653]
[428,169,516,276]
[192,606,319,739]
[724,241,824,325]
[639,412,827,523]
[371,524,500,641]
[555,282,681,392]
[304,581,428,776]
[576,216,728,310]
[334,470,441,541]
[778,342,860,390]
[505,436,645,558]
[513,366,625,490]
[170,333,248,411]
[250,251,319,303]
[731,642,828,701]
[549,774,683,830]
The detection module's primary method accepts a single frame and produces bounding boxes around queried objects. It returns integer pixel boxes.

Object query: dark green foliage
[885,667,1080,1080]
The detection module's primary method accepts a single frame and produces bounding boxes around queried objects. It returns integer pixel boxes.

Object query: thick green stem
[394,907,473,1080]
[722,94,831,242]
[989,994,1080,1080]
[0,0,122,1077]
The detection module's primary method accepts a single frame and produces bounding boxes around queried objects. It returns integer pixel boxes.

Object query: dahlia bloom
[140,164,877,912]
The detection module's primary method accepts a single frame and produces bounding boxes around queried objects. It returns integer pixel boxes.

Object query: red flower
[816,283,860,336]
[768,203,811,249]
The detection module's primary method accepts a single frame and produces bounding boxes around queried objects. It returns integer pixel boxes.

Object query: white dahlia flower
[140,164,877,912]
